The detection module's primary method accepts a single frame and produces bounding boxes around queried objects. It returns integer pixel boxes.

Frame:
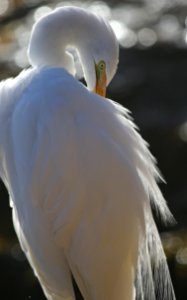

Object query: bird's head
[74,8,119,97]
[28,7,119,97]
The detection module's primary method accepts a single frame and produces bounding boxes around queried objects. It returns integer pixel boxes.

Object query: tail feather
[136,206,175,300]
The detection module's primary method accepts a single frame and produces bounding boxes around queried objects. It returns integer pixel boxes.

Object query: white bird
[0,6,175,300]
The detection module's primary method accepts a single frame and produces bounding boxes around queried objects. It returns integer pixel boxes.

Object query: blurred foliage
[0,0,187,299]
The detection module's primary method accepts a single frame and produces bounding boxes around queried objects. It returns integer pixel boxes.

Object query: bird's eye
[98,61,106,71]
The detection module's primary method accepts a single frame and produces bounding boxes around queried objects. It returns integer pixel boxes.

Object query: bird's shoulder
[25,66,87,103]
[14,66,98,124]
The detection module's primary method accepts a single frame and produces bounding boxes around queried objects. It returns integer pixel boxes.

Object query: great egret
[0,6,175,300]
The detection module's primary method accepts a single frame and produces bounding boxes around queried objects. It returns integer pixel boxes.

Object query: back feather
[0,67,175,300]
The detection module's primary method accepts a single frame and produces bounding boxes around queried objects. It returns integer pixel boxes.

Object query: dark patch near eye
[71,273,84,300]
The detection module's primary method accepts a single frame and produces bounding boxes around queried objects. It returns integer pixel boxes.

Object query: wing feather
[0,66,175,300]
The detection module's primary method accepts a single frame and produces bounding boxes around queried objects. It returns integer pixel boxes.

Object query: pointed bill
[94,60,107,97]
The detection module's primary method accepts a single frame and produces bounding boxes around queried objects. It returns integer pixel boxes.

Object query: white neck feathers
[28,7,119,90]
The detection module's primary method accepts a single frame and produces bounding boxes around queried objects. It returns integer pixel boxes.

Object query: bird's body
[0,6,175,300]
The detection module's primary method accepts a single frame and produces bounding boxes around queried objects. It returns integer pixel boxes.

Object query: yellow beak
[94,61,107,97]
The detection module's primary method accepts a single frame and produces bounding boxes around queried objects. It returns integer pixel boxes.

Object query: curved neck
[28,7,97,89]
[28,7,119,91]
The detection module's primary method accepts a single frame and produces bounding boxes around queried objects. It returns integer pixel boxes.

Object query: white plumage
[0,6,175,300]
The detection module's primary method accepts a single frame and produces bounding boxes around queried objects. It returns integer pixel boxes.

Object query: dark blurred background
[0,0,187,299]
